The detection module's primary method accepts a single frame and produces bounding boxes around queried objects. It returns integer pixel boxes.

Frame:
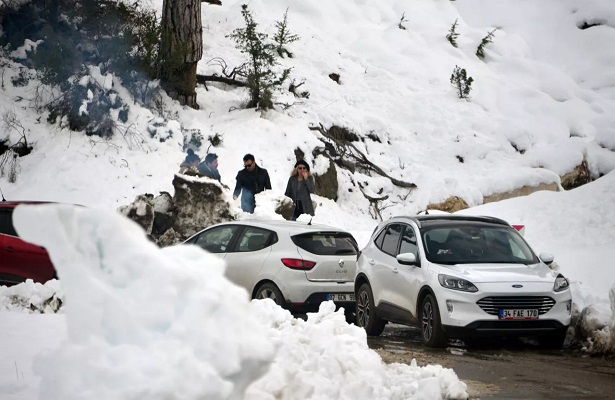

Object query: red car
[0,201,56,286]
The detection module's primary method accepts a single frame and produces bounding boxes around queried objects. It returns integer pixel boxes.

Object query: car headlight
[553,274,569,292]
[438,274,478,292]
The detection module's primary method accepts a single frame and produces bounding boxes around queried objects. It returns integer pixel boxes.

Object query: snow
[1,0,615,398]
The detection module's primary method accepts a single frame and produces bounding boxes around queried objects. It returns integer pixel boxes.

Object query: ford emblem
[512,284,523,288]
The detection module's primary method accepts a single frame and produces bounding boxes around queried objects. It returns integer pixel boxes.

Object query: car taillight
[281,258,316,270]
[512,225,525,236]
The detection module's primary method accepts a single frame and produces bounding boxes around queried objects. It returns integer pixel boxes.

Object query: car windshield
[421,224,538,265]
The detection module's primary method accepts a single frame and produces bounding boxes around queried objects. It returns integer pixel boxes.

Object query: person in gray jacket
[284,160,315,221]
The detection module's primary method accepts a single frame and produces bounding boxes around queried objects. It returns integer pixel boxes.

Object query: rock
[158,228,181,248]
[151,192,175,237]
[118,194,155,235]
[560,160,591,190]
[119,175,235,246]
[275,196,318,220]
[313,159,338,201]
[483,182,559,204]
[276,197,295,220]
[171,174,235,239]
[427,196,469,213]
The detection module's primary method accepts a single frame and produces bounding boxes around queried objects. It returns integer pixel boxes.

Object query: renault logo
[512,284,523,288]
[338,259,345,268]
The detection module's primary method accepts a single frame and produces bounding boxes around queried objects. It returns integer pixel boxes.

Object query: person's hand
[301,170,309,180]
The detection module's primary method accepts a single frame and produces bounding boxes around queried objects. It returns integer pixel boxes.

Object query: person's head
[205,153,219,170]
[243,154,256,171]
[292,159,311,176]
[185,148,200,165]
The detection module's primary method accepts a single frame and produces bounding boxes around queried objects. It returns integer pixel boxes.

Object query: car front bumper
[436,281,572,337]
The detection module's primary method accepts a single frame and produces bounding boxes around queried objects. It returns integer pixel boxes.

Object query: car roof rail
[392,214,511,228]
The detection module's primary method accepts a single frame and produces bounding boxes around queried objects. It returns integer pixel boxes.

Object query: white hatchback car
[184,220,359,314]
[355,215,572,348]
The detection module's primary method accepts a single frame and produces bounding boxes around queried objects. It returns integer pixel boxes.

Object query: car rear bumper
[286,292,355,313]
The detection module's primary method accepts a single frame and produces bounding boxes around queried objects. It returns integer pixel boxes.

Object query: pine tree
[227,4,291,109]
[446,19,459,47]
[450,65,473,99]
[274,8,300,58]
[476,28,498,60]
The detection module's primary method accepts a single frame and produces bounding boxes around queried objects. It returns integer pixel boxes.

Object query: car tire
[356,283,386,336]
[255,282,285,307]
[537,327,568,349]
[420,294,447,348]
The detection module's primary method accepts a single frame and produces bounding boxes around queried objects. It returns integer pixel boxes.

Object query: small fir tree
[446,19,459,47]
[476,28,498,60]
[274,8,300,58]
[450,65,473,99]
[227,4,291,109]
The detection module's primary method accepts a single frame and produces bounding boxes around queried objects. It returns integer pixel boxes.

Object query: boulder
[313,159,339,201]
[483,182,559,204]
[119,174,235,246]
[560,160,591,190]
[276,197,296,220]
[118,194,156,235]
[275,196,318,220]
[172,174,235,239]
[427,196,469,213]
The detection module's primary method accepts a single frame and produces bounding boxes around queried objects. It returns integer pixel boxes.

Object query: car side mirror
[539,252,554,265]
[397,252,419,266]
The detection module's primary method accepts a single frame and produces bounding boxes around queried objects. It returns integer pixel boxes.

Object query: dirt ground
[368,324,615,399]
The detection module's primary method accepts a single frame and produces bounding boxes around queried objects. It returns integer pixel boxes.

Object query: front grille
[477,296,555,316]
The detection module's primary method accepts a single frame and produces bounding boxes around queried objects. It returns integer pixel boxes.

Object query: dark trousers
[291,201,304,221]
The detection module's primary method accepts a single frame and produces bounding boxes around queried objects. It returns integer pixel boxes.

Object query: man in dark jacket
[198,153,222,182]
[233,154,272,213]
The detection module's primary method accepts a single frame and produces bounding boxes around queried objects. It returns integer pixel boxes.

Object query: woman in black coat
[284,160,315,220]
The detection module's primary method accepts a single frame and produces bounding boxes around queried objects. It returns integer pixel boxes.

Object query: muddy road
[368,324,615,399]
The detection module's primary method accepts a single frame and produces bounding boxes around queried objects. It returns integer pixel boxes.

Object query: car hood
[434,262,557,283]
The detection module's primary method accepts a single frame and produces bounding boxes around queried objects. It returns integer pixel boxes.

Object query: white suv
[184,220,358,315]
[354,215,572,348]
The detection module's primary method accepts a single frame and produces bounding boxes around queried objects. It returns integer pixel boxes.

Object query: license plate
[499,309,539,320]
[327,293,355,302]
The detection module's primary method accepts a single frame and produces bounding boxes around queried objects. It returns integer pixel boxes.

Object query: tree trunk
[160,0,203,109]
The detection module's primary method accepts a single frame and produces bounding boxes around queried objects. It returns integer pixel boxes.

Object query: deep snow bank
[5,204,467,400]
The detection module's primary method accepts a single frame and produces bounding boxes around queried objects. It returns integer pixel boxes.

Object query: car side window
[399,225,418,255]
[0,210,17,237]
[381,224,403,256]
[235,227,275,252]
[194,225,239,253]
[373,228,386,249]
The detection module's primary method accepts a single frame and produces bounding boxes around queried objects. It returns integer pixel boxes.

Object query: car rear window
[291,232,358,256]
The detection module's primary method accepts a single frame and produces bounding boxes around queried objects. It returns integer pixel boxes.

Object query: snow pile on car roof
[10,204,468,400]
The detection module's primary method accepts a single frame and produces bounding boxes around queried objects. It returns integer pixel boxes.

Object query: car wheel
[537,327,568,349]
[356,283,385,336]
[420,294,447,347]
[255,282,285,307]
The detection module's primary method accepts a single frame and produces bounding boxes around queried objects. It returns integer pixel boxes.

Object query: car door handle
[392,267,399,274]
[368,259,375,265]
